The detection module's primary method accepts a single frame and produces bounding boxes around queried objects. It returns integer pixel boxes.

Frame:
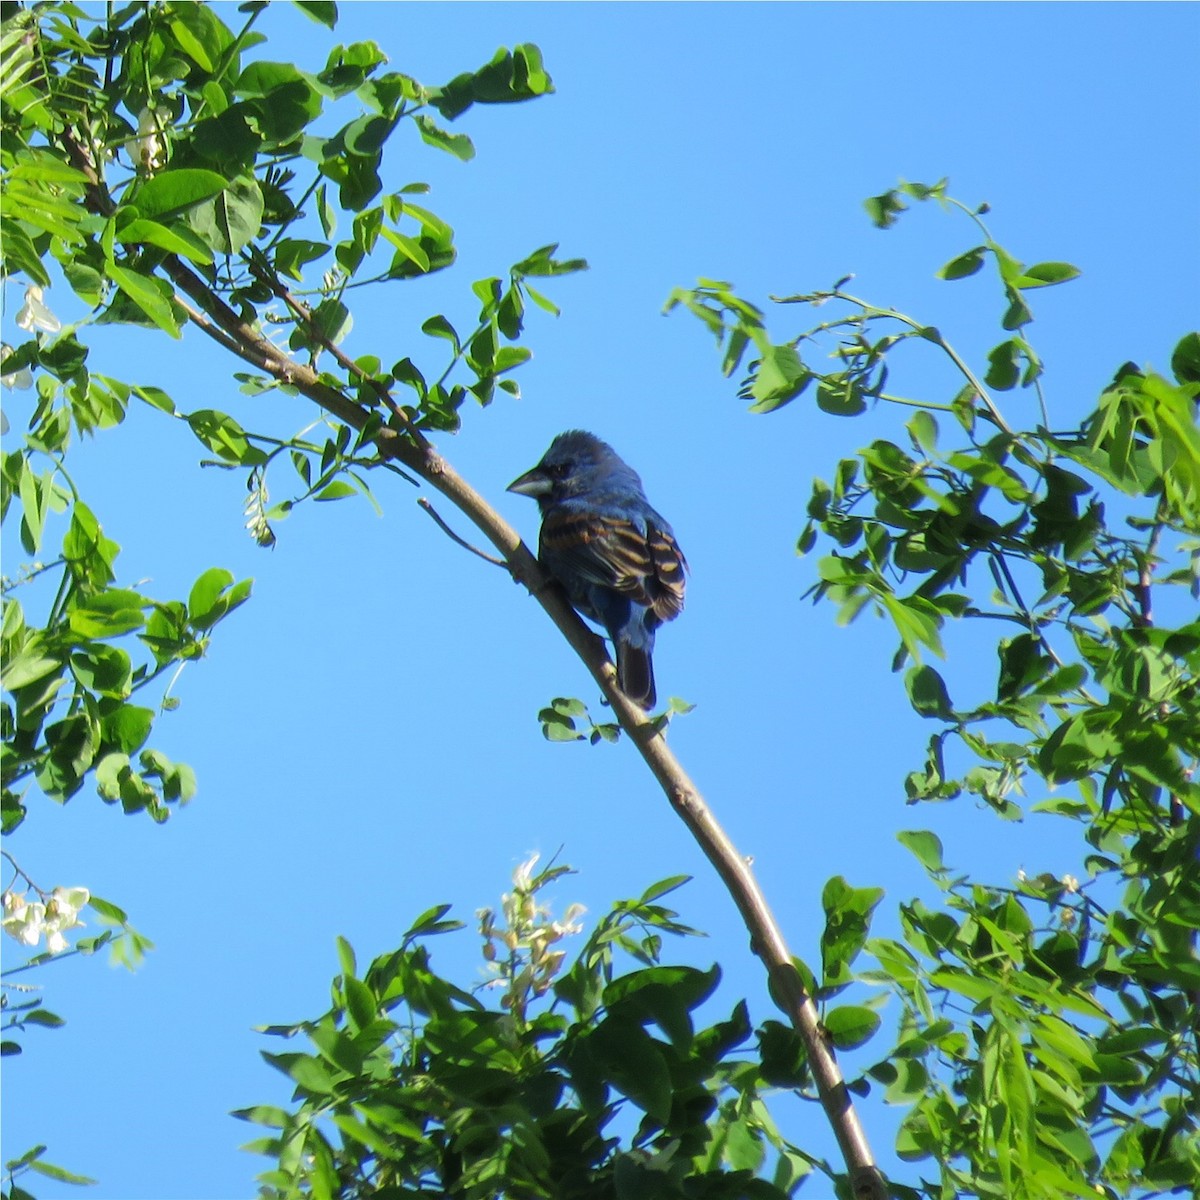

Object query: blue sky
[3,2,1198,1197]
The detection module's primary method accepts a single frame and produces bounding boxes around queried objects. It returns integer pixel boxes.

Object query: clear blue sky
[3,2,1198,1197]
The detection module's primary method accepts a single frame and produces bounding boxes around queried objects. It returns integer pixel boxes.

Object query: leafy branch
[4,7,886,1195]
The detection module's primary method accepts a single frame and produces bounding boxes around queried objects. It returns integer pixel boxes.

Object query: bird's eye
[548,461,571,480]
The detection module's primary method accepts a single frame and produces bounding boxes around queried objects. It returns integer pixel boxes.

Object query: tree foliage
[669,180,1200,1196]
[2,3,1198,1199]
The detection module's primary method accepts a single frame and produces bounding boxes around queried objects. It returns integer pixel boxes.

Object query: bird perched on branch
[507,430,687,710]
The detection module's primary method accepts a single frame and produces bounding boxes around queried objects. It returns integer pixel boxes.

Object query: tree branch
[216,282,884,1200]
[58,127,886,1200]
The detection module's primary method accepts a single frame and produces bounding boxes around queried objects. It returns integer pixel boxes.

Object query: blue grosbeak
[507,430,687,710]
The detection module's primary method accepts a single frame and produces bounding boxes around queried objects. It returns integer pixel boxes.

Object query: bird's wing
[541,508,686,620]
[645,522,687,621]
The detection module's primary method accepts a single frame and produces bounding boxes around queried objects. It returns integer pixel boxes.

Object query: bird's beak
[506,465,552,497]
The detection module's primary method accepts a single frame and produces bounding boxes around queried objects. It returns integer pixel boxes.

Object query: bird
[507,430,687,710]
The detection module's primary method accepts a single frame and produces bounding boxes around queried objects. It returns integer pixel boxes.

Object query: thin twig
[417,498,507,567]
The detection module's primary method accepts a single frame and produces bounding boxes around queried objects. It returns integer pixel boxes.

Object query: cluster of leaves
[538,694,696,742]
[1,5,585,1196]
[2,443,249,827]
[855,833,1200,1197]
[241,868,827,1200]
[672,181,1200,1197]
[2,0,583,546]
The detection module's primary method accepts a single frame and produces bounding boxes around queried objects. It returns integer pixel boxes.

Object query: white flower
[552,902,587,939]
[125,107,167,173]
[1,343,32,390]
[512,853,539,890]
[1,885,88,953]
[2,891,46,947]
[1061,874,1080,894]
[43,885,89,954]
[15,286,60,335]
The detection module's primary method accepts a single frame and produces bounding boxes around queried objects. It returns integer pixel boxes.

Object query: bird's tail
[616,641,656,711]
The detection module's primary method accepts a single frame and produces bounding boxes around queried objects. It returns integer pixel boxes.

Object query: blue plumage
[508,430,687,709]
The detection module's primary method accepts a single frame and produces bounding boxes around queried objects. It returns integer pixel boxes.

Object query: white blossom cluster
[477,853,585,1011]
[2,886,90,955]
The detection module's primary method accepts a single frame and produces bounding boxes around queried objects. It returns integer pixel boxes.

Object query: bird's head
[507,430,643,504]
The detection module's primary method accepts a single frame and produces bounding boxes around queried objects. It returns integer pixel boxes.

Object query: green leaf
[88,895,130,924]
[170,14,215,71]
[102,706,154,755]
[906,409,938,452]
[311,298,351,345]
[132,169,229,220]
[316,183,336,239]
[585,1017,672,1121]
[430,44,554,120]
[2,646,61,691]
[68,590,146,638]
[188,567,252,630]
[604,963,720,1046]
[985,339,1021,391]
[403,903,462,941]
[723,1118,765,1172]
[639,875,691,903]
[274,238,329,280]
[821,875,884,988]
[905,664,953,718]
[105,263,181,338]
[71,645,132,698]
[816,377,866,417]
[823,1004,881,1050]
[188,567,233,626]
[750,344,809,412]
[343,976,376,1032]
[0,218,51,286]
[232,1104,292,1128]
[95,752,131,800]
[414,115,475,161]
[757,1019,809,1087]
[1171,331,1200,385]
[63,259,102,304]
[1017,260,1081,289]
[186,176,265,256]
[883,594,945,661]
[1001,284,1033,331]
[26,1158,97,1186]
[117,217,214,265]
[293,0,338,27]
[21,1008,65,1028]
[897,829,945,875]
[863,189,906,229]
[334,935,357,981]
[186,409,267,465]
[262,1050,337,1095]
[314,480,356,501]
[492,345,532,375]
[936,246,986,281]
[421,314,460,352]
[342,114,390,157]
[380,227,430,272]
[236,61,323,141]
